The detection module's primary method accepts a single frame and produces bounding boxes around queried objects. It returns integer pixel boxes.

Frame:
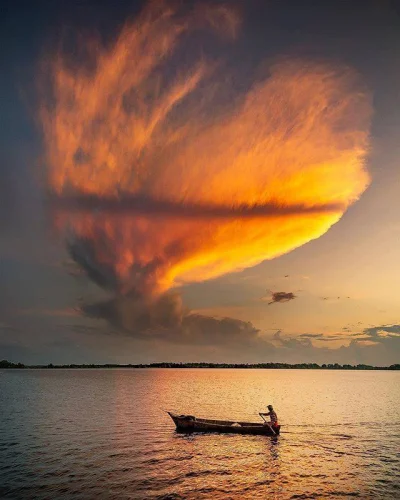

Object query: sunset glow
[40,1,372,298]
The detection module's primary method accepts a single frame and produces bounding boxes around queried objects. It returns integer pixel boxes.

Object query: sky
[1,0,400,365]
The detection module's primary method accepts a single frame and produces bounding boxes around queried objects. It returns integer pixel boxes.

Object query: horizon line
[1,361,399,370]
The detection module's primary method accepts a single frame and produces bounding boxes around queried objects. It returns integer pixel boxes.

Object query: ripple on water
[1,369,399,500]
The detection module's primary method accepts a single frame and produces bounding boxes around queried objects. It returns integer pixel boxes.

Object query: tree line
[1,360,399,370]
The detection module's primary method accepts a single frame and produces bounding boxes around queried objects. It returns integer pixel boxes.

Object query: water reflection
[1,369,399,499]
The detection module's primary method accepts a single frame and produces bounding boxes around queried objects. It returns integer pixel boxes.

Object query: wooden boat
[167,411,280,436]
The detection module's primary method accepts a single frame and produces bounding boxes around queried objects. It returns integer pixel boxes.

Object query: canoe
[167,411,280,436]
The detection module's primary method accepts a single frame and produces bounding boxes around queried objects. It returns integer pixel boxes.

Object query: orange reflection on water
[110,368,284,499]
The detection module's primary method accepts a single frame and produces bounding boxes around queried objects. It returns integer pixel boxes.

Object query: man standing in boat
[260,404,279,429]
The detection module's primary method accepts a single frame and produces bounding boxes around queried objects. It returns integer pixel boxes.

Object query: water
[1,369,399,499]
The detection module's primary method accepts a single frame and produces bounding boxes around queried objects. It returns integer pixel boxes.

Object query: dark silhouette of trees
[1,360,398,370]
[0,360,25,368]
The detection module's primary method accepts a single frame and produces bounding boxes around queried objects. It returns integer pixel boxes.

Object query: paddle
[259,412,276,435]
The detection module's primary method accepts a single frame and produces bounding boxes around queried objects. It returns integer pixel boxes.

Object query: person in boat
[261,405,279,428]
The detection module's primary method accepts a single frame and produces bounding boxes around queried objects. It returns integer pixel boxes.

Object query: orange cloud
[40,1,372,298]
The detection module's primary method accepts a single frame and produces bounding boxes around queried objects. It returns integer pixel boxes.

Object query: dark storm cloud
[181,314,263,346]
[82,292,185,337]
[68,238,120,290]
[268,292,296,305]
[81,291,271,348]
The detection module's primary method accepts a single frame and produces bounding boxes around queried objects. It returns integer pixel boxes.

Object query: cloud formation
[73,285,400,365]
[81,291,268,349]
[268,291,297,305]
[37,0,374,353]
[40,1,371,300]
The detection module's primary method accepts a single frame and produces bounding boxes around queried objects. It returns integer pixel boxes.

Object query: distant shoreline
[1,360,399,370]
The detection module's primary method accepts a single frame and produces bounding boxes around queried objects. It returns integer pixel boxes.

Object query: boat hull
[168,412,280,436]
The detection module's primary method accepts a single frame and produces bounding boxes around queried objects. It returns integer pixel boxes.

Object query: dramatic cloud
[82,292,185,337]
[39,0,372,345]
[40,1,371,290]
[81,291,268,349]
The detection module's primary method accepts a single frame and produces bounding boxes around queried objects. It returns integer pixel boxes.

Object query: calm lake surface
[1,369,399,499]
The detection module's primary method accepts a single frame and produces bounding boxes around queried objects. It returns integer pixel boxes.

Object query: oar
[259,412,276,435]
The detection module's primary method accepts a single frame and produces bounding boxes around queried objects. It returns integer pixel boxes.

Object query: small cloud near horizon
[266,291,297,305]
